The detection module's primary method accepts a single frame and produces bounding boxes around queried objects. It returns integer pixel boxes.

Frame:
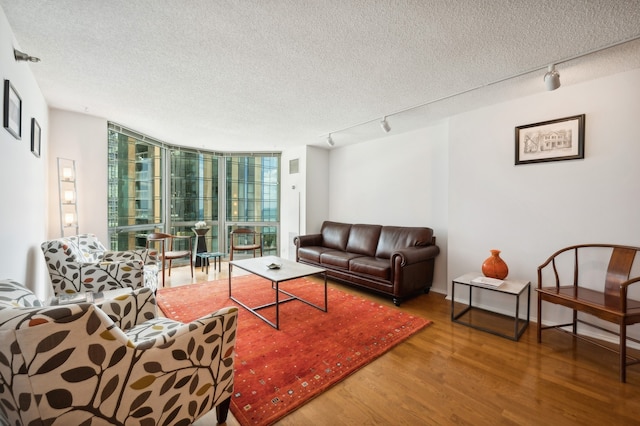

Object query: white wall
[449,68,640,285]
[304,146,330,234]
[327,68,640,332]
[280,145,330,260]
[328,124,450,294]
[281,145,306,260]
[47,109,108,242]
[448,68,640,335]
[0,9,50,298]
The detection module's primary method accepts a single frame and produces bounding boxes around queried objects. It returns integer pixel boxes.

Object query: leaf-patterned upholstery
[103,246,160,293]
[88,286,158,331]
[0,279,157,332]
[0,279,237,425]
[41,233,159,295]
[0,278,43,309]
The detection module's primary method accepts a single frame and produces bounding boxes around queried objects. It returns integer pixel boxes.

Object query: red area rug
[156,276,432,426]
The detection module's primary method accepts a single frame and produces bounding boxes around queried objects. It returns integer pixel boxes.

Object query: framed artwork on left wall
[31,118,41,157]
[3,80,22,139]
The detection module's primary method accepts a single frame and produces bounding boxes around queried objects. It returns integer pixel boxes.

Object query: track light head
[544,64,560,91]
[14,48,40,62]
[326,134,335,147]
[380,117,391,133]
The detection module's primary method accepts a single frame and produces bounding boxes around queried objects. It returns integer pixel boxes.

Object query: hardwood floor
[164,262,640,425]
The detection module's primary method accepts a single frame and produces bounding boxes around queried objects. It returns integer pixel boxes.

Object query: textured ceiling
[2,1,640,151]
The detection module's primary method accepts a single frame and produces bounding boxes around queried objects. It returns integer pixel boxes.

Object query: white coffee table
[451,272,530,341]
[228,255,327,329]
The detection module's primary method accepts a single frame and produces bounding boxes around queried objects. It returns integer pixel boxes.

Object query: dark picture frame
[515,114,585,165]
[3,80,22,139]
[31,118,41,157]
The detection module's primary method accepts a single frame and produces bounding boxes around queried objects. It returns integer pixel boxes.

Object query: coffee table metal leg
[275,281,279,329]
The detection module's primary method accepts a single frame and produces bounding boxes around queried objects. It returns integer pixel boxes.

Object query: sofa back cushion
[346,224,382,256]
[321,221,352,251]
[375,226,434,259]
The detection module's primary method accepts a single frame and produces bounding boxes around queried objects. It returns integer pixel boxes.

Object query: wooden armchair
[229,228,262,262]
[537,244,640,382]
[146,232,193,287]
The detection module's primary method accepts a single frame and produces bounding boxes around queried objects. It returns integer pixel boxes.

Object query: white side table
[451,272,530,341]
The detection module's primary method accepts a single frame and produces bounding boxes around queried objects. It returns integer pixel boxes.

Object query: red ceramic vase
[482,249,509,279]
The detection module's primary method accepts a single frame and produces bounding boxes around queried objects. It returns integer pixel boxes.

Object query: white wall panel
[0,9,49,298]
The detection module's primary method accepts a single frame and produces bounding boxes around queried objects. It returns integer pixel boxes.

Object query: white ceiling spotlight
[544,64,560,91]
[380,117,391,133]
[326,134,335,147]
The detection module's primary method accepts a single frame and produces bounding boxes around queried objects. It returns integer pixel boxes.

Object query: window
[169,149,220,254]
[107,123,281,259]
[107,127,162,249]
[226,155,280,255]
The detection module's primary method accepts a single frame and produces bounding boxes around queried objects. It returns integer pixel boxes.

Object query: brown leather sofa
[294,221,440,306]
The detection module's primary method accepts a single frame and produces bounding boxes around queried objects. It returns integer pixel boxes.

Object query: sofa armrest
[294,234,323,247]
[392,245,440,266]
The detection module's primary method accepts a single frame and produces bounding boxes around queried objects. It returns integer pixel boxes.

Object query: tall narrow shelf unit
[58,158,78,236]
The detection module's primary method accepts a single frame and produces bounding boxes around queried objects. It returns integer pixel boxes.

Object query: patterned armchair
[0,279,238,425]
[41,233,159,295]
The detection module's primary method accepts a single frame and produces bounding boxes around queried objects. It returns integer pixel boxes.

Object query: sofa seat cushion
[298,246,334,263]
[320,251,364,269]
[349,257,390,280]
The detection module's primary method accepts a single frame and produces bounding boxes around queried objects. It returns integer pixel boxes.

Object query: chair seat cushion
[232,244,260,250]
[125,317,183,343]
[538,285,640,316]
[164,250,191,259]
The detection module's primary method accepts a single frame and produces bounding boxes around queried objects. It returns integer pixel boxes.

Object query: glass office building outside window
[170,150,219,253]
[226,155,280,255]
[107,124,280,260]
[107,128,162,249]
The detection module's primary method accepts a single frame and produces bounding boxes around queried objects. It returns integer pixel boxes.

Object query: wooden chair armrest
[620,276,640,289]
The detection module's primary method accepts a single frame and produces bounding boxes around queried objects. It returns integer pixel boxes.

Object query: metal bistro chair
[229,228,263,264]
[146,232,193,288]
